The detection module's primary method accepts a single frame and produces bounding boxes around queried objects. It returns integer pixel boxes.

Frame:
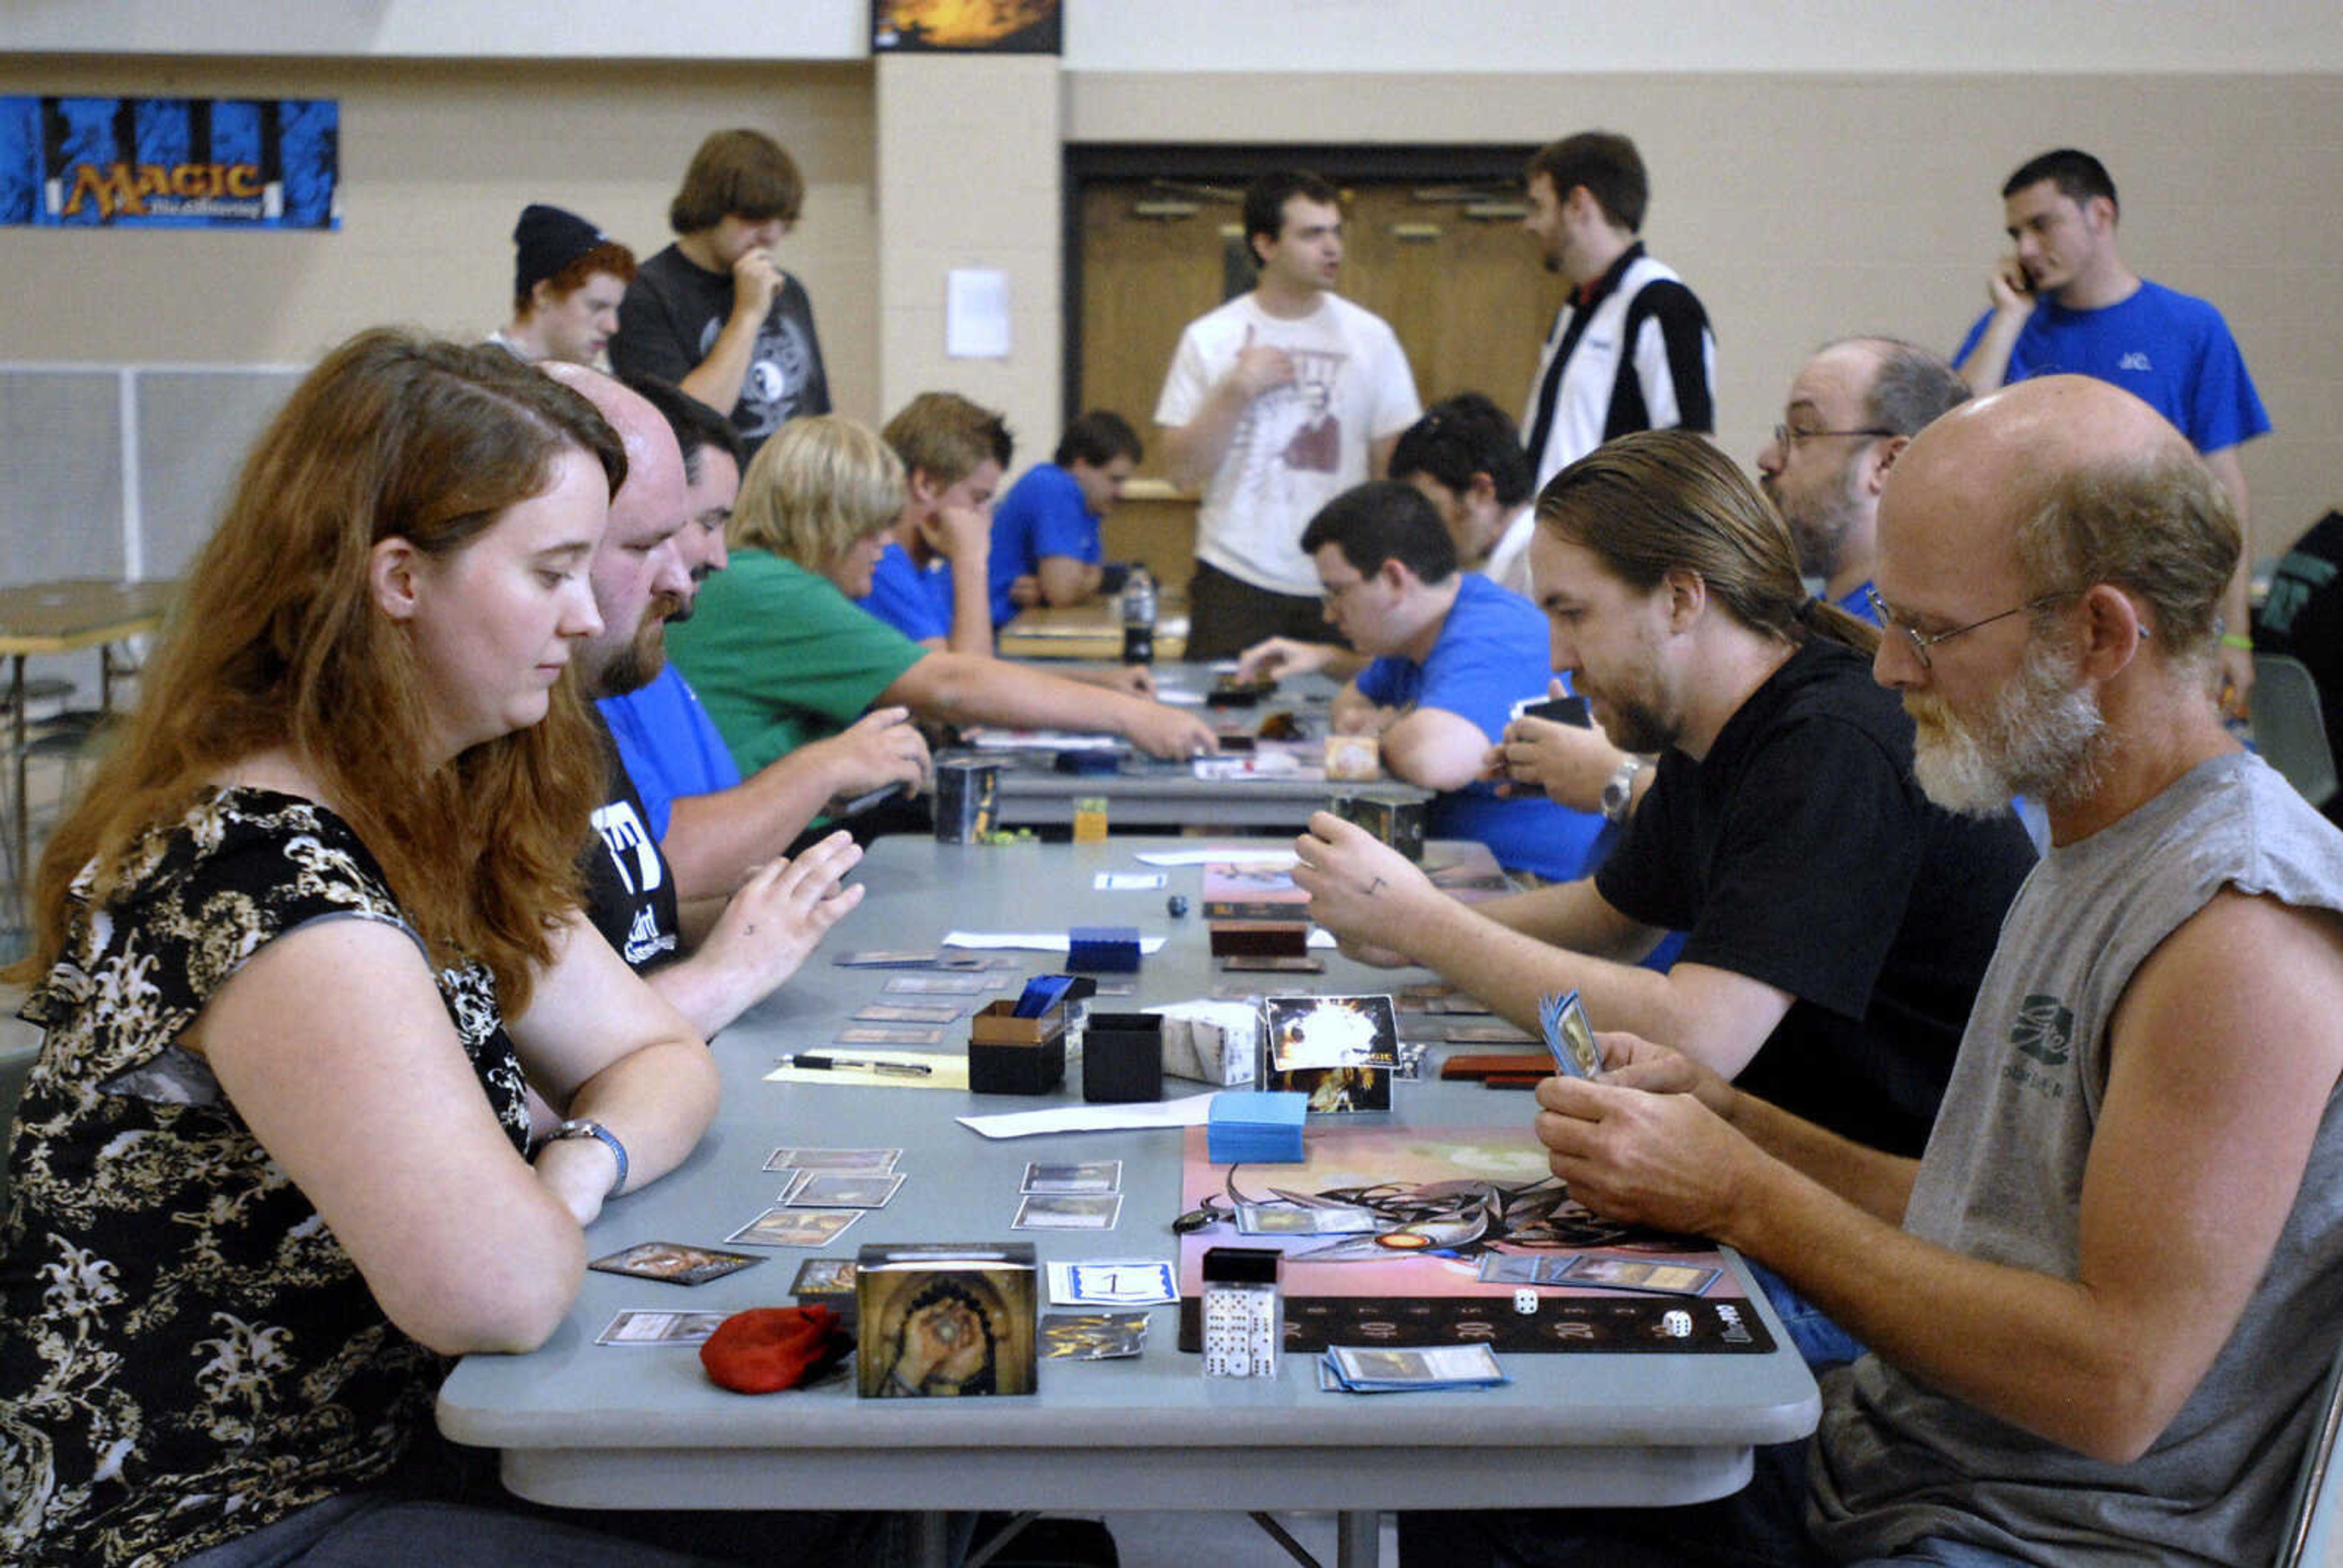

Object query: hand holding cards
[1539,990,1602,1079]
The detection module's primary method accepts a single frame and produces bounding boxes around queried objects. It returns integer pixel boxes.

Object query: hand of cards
[1539,989,1602,1079]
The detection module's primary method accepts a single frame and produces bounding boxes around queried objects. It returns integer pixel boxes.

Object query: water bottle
[1120,566,1157,666]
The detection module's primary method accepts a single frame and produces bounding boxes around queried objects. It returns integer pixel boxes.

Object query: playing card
[1021,1160,1122,1193]
[834,1024,947,1046]
[594,1309,731,1346]
[852,1002,961,1024]
[763,1147,901,1172]
[586,1242,763,1287]
[1012,1193,1124,1231]
[726,1207,864,1248]
[782,1171,904,1209]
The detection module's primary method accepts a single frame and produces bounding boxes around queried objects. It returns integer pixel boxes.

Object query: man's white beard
[1909,634,2109,818]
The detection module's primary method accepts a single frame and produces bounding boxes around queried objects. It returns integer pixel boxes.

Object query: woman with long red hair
[0,329,731,1566]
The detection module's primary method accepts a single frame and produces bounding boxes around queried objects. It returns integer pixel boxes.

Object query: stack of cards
[1206,1091,1308,1164]
[1319,1343,1510,1394]
[1475,1252,1722,1296]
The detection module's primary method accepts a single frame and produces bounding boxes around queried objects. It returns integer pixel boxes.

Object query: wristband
[2220,633,2254,651]
[545,1117,628,1197]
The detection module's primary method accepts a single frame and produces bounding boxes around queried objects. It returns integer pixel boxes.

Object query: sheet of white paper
[944,930,1169,954]
[1093,872,1169,891]
[1156,689,1207,705]
[1309,927,1337,948]
[957,1091,1220,1140]
[1133,847,1299,868]
[946,267,1010,358]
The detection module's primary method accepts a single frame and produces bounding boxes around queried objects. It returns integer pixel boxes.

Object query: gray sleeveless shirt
[1809,751,2343,1566]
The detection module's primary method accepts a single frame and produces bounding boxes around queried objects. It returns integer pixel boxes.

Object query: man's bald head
[1887,375,2237,663]
[542,362,694,697]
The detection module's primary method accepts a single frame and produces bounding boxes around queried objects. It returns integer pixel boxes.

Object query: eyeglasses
[1865,586,2079,669]
[1320,577,1369,610]
[1773,424,1896,451]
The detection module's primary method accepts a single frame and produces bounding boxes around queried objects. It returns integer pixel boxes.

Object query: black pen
[787,1053,933,1078]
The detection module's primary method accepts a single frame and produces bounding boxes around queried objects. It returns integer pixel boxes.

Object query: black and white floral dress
[1,788,530,1567]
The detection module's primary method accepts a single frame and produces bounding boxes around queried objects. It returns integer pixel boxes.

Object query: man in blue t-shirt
[987,411,1143,628]
[856,391,1010,653]
[1954,148,2270,713]
[601,376,931,908]
[1304,480,1607,883]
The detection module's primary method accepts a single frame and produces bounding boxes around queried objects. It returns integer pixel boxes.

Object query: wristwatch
[545,1117,628,1197]
[1599,758,1646,826]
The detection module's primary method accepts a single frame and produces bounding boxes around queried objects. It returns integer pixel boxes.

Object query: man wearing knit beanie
[491,201,637,367]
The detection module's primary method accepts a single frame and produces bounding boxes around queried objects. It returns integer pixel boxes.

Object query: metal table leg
[1337,1508,1381,1568]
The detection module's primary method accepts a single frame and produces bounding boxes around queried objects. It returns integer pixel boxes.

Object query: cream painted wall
[4,16,2337,561]
[12,1,2343,73]
[875,55,1062,470]
[1067,70,2341,562]
[0,55,881,420]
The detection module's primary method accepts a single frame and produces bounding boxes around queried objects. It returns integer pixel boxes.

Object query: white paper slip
[943,931,1168,954]
[1133,847,1298,868]
[1308,928,1337,949]
[957,1091,1220,1140]
[1156,689,1207,706]
[964,729,1123,751]
[1093,872,1169,891]
[1193,753,1305,780]
[1048,1261,1179,1306]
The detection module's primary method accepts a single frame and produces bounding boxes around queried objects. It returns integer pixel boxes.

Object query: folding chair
[2251,653,2339,810]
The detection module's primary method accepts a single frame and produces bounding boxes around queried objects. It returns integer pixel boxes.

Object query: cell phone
[1510,694,1591,728]
[833,779,912,817]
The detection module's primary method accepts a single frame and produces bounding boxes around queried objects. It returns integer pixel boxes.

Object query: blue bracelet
[548,1117,628,1197]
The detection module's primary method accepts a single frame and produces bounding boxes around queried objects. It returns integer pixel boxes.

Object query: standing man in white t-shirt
[1155,170,1423,660]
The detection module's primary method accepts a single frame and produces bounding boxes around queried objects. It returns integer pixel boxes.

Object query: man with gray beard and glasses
[1427,376,2343,1568]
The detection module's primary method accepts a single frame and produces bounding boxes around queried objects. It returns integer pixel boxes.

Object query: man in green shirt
[670,415,1215,774]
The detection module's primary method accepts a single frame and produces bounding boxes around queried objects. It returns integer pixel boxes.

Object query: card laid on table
[834,1024,947,1046]
[586,1242,763,1287]
[1021,1159,1122,1193]
[727,1207,864,1248]
[884,974,997,995]
[1013,1193,1124,1230]
[781,1171,905,1209]
[595,1309,732,1347]
[852,1002,962,1025]
[763,1146,902,1173]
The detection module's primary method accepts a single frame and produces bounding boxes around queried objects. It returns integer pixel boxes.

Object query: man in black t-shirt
[608,129,830,460]
[549,364,863,1039]
[1297,430,2036,1162]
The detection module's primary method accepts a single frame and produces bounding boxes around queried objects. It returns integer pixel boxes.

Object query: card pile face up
[1319,1342,1509,1394]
